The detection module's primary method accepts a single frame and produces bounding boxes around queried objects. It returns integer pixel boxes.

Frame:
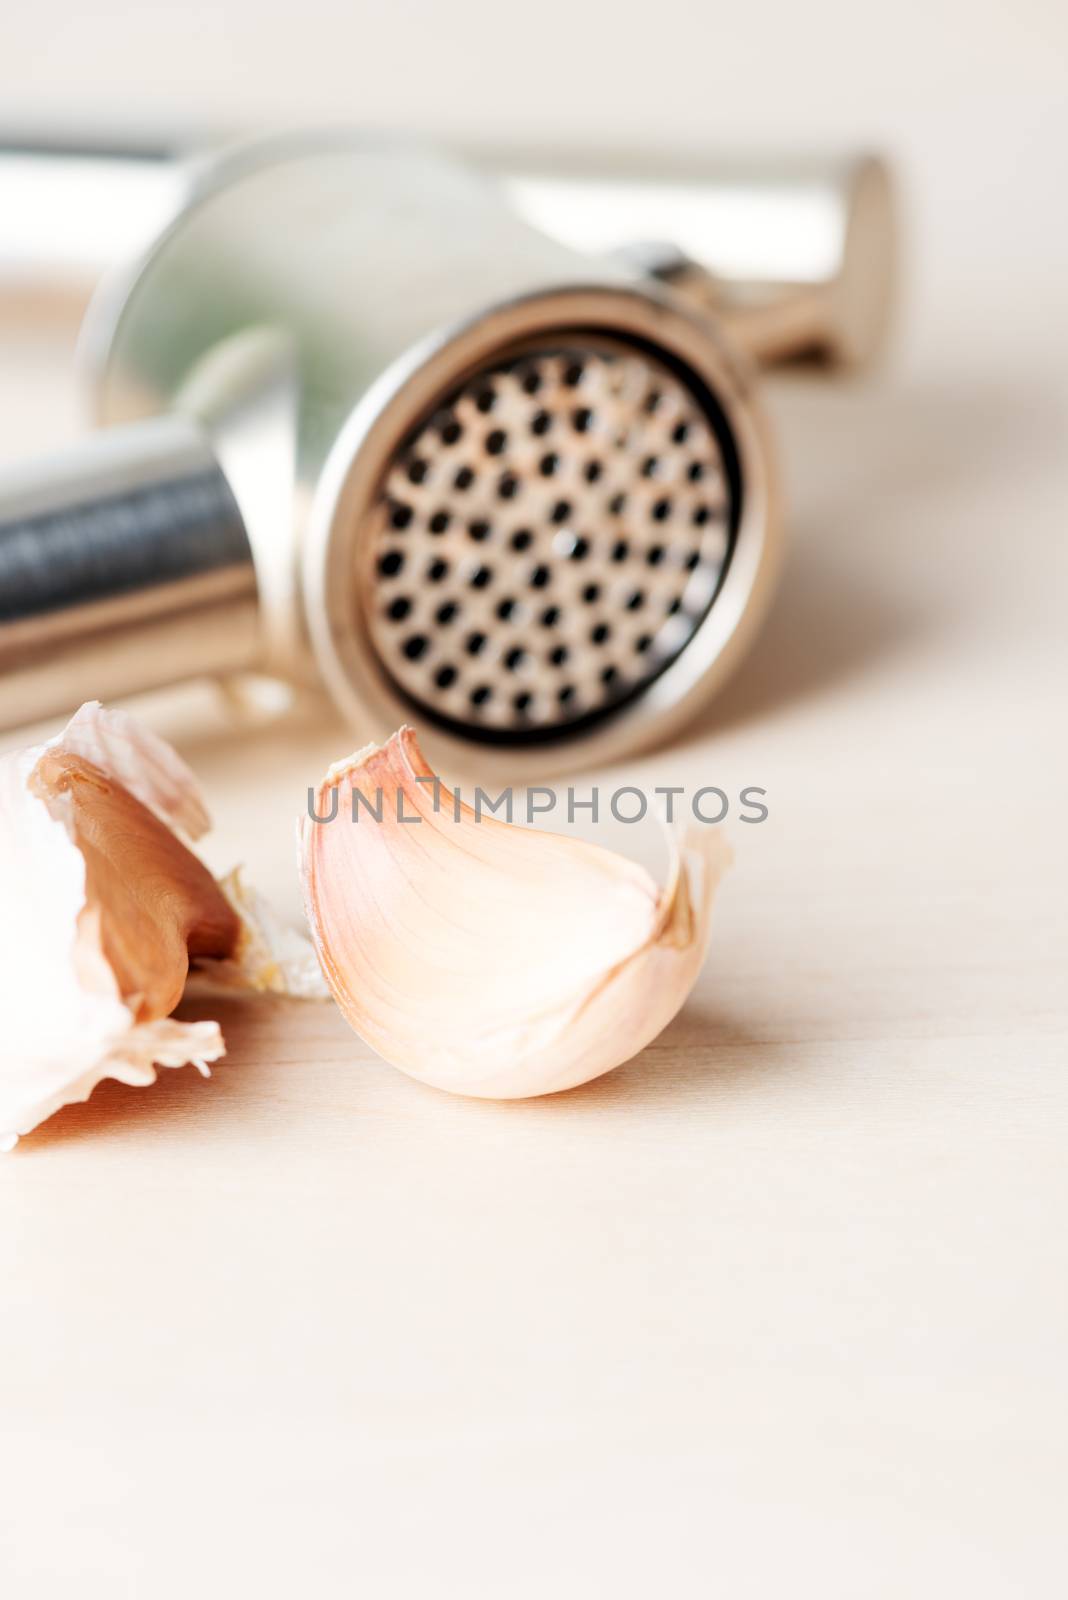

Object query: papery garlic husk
[204,867,330,1000]
[0,702,321,1149]
[299,727,731,1099]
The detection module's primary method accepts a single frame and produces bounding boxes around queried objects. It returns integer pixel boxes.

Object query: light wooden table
[1,255,1065,1596]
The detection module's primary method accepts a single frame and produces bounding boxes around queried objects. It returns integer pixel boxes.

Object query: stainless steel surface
[65,133,779,775]
[0,132,819,769]
[492,150,897,370]
[366,338,734,739]
[0,133,898,763]
[0,133,896,370]
[0,413,259,728]
[304,280,775,777]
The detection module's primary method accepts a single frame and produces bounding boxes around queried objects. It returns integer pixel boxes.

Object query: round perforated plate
[364,337,737,740]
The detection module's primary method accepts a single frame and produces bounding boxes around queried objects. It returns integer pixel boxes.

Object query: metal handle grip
[0,413,260,729]
[491,150,897,369]
[0,135,897,370]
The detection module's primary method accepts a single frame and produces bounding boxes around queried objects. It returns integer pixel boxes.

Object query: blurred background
[0,0,1065,384]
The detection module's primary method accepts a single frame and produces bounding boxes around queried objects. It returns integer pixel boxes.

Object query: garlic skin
[299,727,730,1099]
[206,867,330,1000]
[0,703,319,1149]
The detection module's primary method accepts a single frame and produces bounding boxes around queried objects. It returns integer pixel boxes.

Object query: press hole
[373,345,728,733]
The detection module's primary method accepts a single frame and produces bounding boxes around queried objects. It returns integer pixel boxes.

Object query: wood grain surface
[1,114,1066,1600]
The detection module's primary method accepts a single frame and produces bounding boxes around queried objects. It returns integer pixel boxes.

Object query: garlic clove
[299,727,730,1099]
[0,702,319,1149]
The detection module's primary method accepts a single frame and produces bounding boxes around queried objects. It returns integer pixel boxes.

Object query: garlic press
[0,131,896,774]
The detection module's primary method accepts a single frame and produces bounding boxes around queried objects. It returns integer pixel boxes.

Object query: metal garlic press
[0,131,896,773]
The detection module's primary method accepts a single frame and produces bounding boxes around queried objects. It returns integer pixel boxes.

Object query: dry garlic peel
[32,747,240,1022]
[0,702,320,1149]
[202,867,332,1001]
[299,727,730,1099]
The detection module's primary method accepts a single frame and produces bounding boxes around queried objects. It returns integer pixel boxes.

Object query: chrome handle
[0,413,260,729]
[0,135,897,371]
[491,151,897,370]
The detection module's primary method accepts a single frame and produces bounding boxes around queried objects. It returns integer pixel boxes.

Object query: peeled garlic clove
[0,701,317,1149]
[299,727,730,1099]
